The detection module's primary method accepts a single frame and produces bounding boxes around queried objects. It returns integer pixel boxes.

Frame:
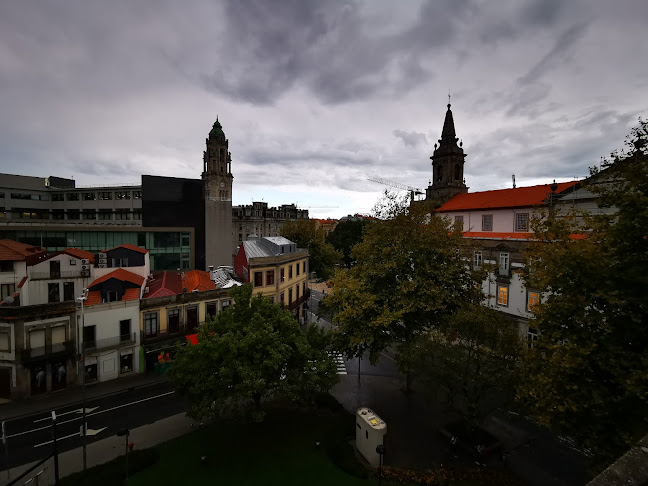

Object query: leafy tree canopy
[323,201,485,390]
[168,285,339,422]
[280,219,341,280]
[517,119,648,466]
[325,219,372,268]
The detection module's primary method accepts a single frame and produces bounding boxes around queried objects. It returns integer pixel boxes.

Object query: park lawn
[128,407,409,486]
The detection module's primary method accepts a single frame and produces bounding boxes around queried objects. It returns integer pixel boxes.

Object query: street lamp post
[51,411,60,486]
[117,429,130,481]
[76,288,88,470]
[376,444,385,486]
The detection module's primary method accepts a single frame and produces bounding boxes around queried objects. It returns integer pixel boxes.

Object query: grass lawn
[128,407,409,486]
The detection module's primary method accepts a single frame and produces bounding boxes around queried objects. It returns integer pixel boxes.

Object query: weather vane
[448,91,451,105]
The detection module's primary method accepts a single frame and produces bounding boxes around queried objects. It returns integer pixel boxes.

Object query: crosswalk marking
[328,351,347,375]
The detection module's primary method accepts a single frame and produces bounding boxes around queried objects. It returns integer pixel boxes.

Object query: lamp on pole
[76,288,89,470]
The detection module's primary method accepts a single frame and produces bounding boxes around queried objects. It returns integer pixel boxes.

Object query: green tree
[323,202,484,391]
[169,285,339,422]
[419,303,524,421]
[517,119,648,465]
[280,219,341,280]
[325,219,371,268]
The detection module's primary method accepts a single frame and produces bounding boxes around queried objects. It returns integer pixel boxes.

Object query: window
[206,302,218,318]
[516,213,529,232]
[0,330,10,352]
[280,268,285,282]
[82,210,96,220]
[98,210,113,220]
[133,191,142,199]
[106,291,118,302]
[288,289,293,304]
[116,191,131,200]
[303,261,306,274]
[67,209,80,220]
[1,283,15,300]
[144,312,159,337]
[181,233,191,247]
[254,272,263,287]
[221,299,231,310]
[497,285,509,306]
[120,353,133,373]
[99,192,113,200]
[528,328,538,349]
[303,282,306,296]
[296,263,300,276]
[280,293,285,305]
[63,282,74,301]
[83,325,96,348]
[266,270,274,286]
[296,285,300,300]
[454,215,463,225]
[115,209,131,220]
[527,291,540,312]
[52,209,64,220]
[288,265,293,280]
[120,319,131,341]
[83,192,96,201]
[52,193,64,201]
[499,252,509,272]
[482,214,493,231]
[168,309,180,333]
[133,211,142,220]
[0,261,13,273]
[66,193,79,201]
[112,257,128,267]
[48,283,60,303]
[473,251,482,269]
[187,307,198,331]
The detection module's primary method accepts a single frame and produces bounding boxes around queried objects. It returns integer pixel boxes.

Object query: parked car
[440,419,502,459]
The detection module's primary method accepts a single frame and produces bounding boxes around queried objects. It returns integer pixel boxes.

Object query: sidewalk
[0,373,168,421]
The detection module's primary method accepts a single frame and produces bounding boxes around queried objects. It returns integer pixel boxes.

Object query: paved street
[1,380,183,471]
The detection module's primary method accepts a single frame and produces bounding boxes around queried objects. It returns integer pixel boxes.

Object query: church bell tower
[425,103,468,206]
[202,118,234,268]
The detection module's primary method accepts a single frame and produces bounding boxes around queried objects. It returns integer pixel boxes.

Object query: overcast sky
[1,1,647,218]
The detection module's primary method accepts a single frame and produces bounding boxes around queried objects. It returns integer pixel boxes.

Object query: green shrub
[61,448,159,486]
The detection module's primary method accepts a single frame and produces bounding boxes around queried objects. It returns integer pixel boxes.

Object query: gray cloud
[393,129,427,147]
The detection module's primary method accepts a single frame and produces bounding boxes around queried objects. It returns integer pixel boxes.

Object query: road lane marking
[8,391,175,439]
[33,407,100,423]
[34,431,80,448]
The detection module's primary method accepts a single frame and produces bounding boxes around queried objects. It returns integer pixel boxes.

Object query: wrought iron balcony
[83,333,136,351]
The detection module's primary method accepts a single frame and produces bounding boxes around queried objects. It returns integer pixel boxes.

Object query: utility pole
[77,288,89,470]
[1,420,9,482]
[51,412,59,486]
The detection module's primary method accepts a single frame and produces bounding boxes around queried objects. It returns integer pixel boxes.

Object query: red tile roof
[89,268,145,288]
[104,243,148,254]
[122,288,141,301]
[63,248,96,263]
[143,271,182,299]
[85,290,102,306]
[183,270,215,292]
[437,182,579,212]
[0,239,46,261]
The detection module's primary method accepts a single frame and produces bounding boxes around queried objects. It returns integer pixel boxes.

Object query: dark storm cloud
[518,22,590,85]
[393,130,427,148]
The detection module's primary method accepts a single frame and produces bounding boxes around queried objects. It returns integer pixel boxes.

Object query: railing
[20,341,75,362]
[84,333,136,351]
[30,270,90,280]
[140,323,203,343]
[284,289,310,312]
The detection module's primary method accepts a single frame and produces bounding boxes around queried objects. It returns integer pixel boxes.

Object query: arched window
[455,164,461,181]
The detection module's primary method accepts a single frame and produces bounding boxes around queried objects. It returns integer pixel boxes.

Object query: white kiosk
[356,407,387,467]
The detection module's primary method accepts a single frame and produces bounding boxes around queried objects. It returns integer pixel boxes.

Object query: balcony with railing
[140,322,202,344]
[283,289,310,312]
[83,333,136,352]
[20,340,75,362]
[29,270,91,280]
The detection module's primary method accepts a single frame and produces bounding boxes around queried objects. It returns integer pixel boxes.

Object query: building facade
[234,237,309,324]
[232,202,309,250]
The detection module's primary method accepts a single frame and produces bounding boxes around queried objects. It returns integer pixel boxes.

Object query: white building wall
[81,300,140,382]
[26,255,92,305]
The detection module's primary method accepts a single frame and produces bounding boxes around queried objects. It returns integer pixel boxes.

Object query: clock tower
[202,117,234,268]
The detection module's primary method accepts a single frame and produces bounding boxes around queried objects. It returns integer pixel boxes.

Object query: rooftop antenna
[512,174,516,188]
